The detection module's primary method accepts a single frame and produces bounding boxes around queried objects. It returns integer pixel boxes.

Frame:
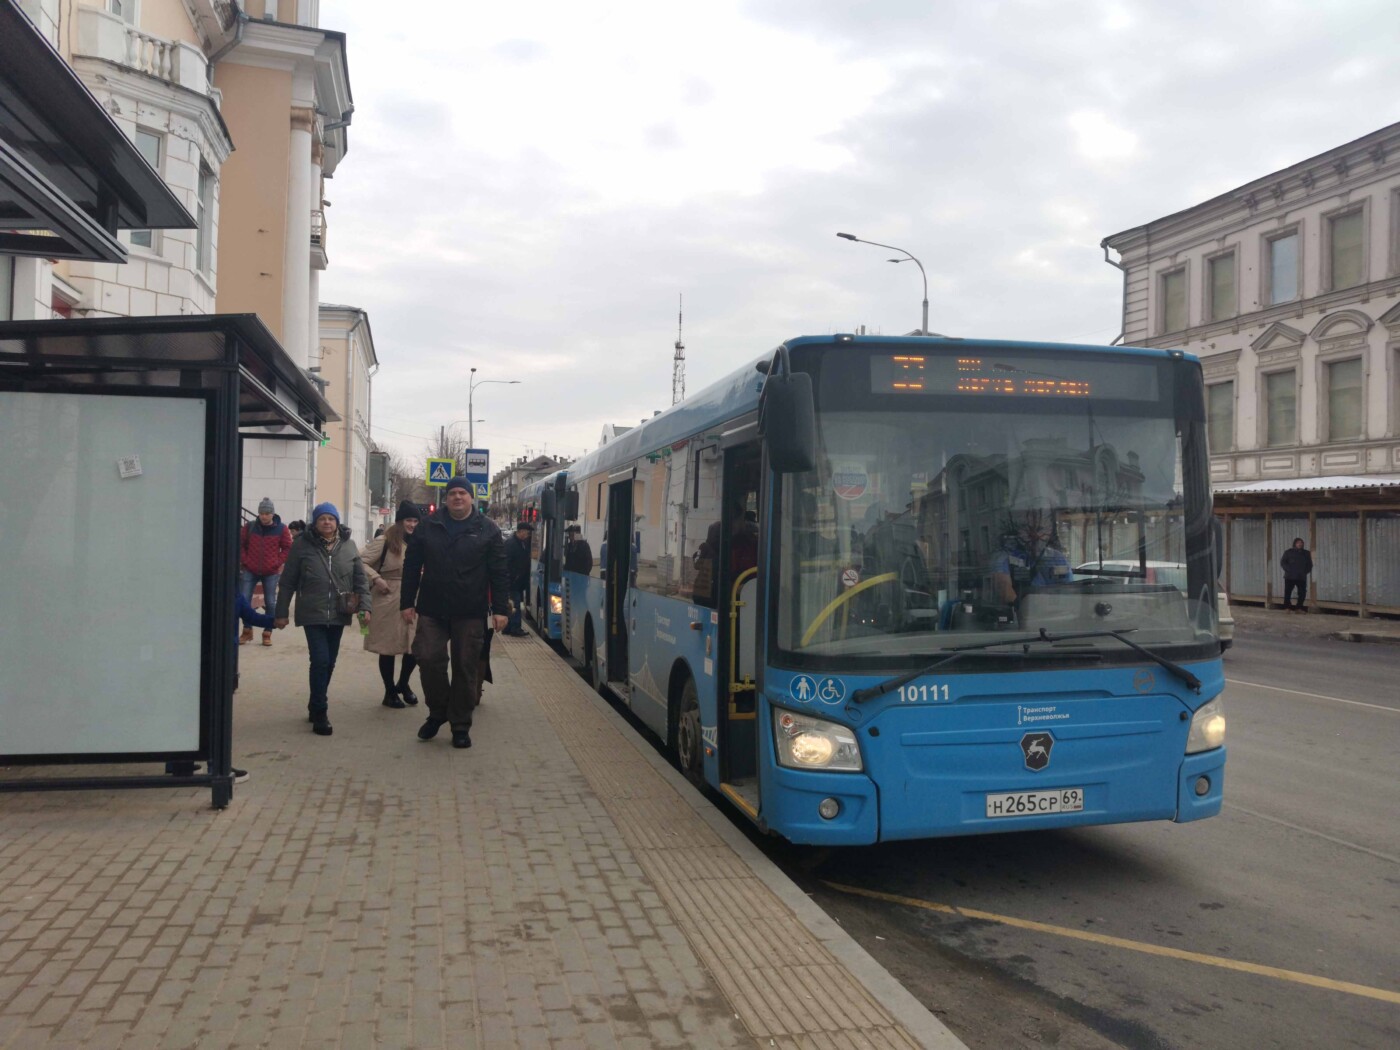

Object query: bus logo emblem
[1021,732,1053,771]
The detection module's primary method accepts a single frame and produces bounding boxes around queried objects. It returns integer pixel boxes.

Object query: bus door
[719,443,762,795]
[604,476,633,685]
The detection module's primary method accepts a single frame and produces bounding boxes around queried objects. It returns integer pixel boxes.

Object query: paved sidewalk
[0,625,962,1049]
[1230,603,1400,645]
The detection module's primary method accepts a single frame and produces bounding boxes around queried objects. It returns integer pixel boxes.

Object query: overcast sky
[319,0,1400,472]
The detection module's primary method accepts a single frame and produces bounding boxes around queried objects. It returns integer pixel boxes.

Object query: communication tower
[671,294,685,405]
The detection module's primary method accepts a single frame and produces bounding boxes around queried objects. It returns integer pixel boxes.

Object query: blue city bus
[555,334,1226,845]
[519,470,567,640]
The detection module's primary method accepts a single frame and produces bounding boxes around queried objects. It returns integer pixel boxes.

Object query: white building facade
[1102,122,1400,488]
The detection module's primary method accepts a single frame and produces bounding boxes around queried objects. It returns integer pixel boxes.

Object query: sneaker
[232,768,250,784]
[166,761,200,777]
[312,716,333,736]
[417,718,444,741]
[451,730,472,749]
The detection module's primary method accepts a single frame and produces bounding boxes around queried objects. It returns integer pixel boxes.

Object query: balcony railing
[75,8,212,99]
[310,209,329,269]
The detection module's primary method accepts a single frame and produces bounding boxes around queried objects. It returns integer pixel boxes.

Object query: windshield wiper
[849,626,1201,704]
[1025,627,1201,693]
[850,636,1088,704]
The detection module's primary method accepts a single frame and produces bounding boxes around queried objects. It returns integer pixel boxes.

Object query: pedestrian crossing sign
[425,457,455,486]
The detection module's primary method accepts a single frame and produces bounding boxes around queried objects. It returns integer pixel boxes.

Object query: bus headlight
[1186,698,1226,753]
[774,709,862,771]
[549,594,563,615]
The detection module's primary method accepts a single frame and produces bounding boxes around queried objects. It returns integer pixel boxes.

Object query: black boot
[312,714,333,736]
[398,683,418,706]
[382,688,406,709]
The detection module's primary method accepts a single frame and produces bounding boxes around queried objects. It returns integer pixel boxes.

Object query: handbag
[337,591,360,615]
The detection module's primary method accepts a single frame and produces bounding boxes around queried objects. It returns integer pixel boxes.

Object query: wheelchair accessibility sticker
[791,675,845,705]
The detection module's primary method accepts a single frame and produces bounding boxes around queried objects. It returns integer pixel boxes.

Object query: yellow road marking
[824,881,1400,1005]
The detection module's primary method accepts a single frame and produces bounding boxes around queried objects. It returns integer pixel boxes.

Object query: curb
[1331,631,1400,646]
[524,631,968,1050]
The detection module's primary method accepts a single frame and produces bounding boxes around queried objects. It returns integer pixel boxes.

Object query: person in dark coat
[400,476,510,748]
[1280,537,1313,612]
[274,502,369,736]
[502,520,533,636]
[563,524,593,575]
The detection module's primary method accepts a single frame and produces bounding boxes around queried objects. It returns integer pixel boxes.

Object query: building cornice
[1104,121,1400,256]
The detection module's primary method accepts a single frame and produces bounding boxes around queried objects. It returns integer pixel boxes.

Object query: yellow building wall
[139,0,202,47]
[211,63,292,339]
[315,333,349,510]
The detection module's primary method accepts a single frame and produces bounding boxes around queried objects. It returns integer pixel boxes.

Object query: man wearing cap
[502,520,534,637]
[563,524,593,575]
[401,476,510,749]
[239,497,293,646]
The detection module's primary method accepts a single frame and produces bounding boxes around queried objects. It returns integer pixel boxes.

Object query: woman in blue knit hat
[274,502,370,736]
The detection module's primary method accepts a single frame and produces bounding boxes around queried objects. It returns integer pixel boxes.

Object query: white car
[1074,560,1234,651]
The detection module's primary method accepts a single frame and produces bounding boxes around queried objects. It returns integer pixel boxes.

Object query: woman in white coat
[359,500,422,707]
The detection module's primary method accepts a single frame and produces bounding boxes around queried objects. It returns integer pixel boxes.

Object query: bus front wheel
[674,677,704,788]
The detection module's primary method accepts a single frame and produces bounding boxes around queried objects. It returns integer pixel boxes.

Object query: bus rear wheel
[675,677,704,788]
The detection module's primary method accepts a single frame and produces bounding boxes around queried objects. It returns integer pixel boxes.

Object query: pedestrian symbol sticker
[425,457,455,486]
[817,678,846,705]
[791,675,818,703]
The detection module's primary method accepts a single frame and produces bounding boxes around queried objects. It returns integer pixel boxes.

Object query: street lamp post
[468,366,520,450]
[837,231,929,336]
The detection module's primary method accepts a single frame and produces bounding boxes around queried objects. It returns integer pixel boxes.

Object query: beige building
[1102,121,1400,488]
[3,1,358,522]
[1102,122,1400,614]
[315,303,376,539]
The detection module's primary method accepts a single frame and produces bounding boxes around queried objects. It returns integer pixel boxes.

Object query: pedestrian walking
[274,502,369,736]
[239,497,292,646]
[400,476,509,749]
[1280,537,1313,612]
[502,520,533,636]
[360,500,422,708]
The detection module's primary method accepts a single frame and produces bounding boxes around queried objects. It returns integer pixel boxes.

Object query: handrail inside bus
[728,567,759,704]
[800,572,898,647]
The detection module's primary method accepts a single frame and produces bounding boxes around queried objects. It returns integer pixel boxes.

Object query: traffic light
[319,431,330,447]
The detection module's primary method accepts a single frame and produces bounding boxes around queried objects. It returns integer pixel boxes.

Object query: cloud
[314,0,1400,467]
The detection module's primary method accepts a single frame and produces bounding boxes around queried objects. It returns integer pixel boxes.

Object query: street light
[837,231,930,336]
[468,367,520,449]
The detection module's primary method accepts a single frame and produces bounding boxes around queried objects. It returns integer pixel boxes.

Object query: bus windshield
[775,347,1218,664]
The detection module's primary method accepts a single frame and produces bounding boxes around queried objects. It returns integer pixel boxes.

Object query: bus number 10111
[897,683,951,703]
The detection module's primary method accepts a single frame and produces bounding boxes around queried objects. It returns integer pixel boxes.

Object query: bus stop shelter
[0,315,338,807]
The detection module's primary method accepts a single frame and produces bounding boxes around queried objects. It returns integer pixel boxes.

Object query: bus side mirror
[542,489,556,517]
[564,489,579,520]
[760,371,817,474]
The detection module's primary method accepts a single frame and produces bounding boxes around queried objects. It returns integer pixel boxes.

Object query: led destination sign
[869,351,1161,401]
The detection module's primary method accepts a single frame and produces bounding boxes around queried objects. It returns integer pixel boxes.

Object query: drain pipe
[206,5,247,67]
[1100,239,1127,346]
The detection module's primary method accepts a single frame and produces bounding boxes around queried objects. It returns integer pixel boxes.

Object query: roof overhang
[0,314,338,440]
[0,0,195,263]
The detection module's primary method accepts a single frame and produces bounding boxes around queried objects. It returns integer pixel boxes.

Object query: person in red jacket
[240,497,293,645]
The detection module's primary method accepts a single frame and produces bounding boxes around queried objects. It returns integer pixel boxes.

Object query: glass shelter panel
[0,391,206,755]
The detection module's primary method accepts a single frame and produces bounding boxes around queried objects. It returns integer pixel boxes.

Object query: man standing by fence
[401,476,510,749]
[1280,537,1314,612]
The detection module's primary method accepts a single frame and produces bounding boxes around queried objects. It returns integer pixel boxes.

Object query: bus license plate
[986,787,1084,818]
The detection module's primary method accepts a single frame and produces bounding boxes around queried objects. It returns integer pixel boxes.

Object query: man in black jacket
[1279,537,1313,612]
[401,476,510,747]
[502,520,533,636]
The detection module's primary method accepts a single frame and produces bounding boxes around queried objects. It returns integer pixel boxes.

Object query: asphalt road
[762,630,1400,1050]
